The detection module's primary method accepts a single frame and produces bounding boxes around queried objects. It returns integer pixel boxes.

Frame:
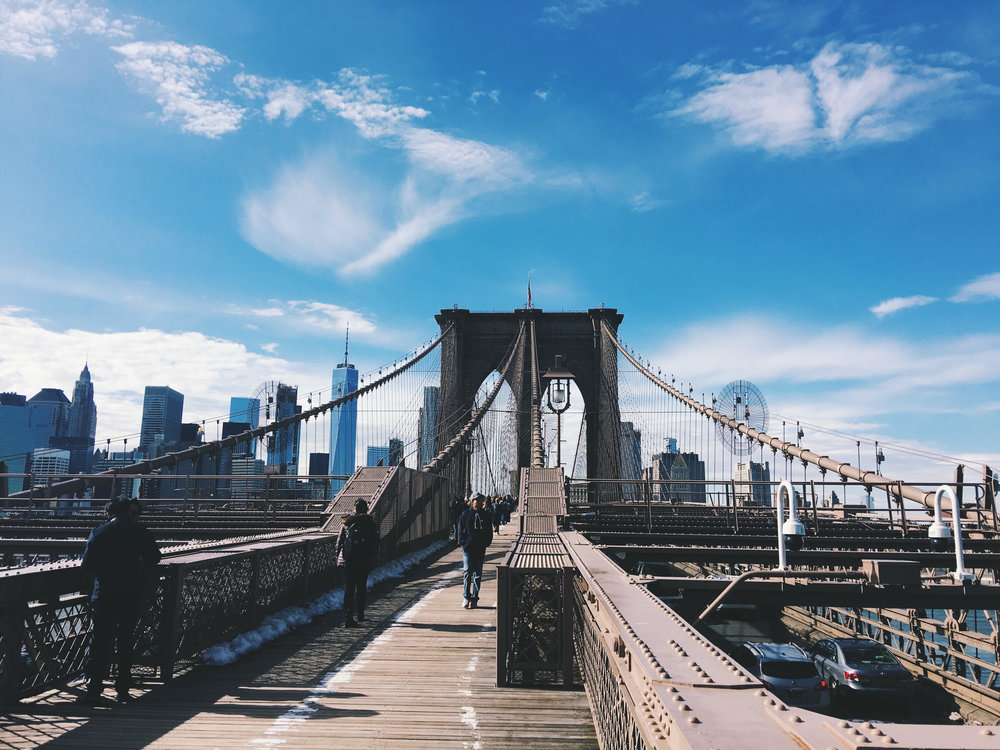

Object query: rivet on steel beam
[687,716,700,724]
[981,729,995,736]
[788,714,802,723]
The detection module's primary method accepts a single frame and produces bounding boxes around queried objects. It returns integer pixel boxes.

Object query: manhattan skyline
[1,1,998,483]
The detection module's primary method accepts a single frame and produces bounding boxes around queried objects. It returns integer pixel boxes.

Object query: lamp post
[542,355,575,470]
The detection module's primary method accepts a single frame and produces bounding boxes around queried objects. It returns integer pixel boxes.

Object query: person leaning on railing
[78,498,161,706]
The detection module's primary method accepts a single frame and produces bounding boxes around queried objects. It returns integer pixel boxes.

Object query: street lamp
[542,355,575,470]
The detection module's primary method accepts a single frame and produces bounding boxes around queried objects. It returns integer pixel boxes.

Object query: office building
[27,389,70,451]
[265,383,301,474]
[417,386,440,469]
[367,445,390,466]
[31,448,71,488]
[64,364,97,474]
[644,445,707,503]
[620,421,642,501]
[388,437,403,467]
[0,392,31,493]
[139,386,184,453]
[229,397,260,455]
[734,461,772,507]
[328,334,359,490]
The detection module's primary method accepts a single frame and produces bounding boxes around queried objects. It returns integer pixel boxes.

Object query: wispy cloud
[0,0,132,60]
[630,191,667,213]
[870,294,936,318]
[951,271,1000,303]
[645,312,1000,480]
[113,41,244,137]
[241,117,532,277]
[540,0,637,29]
[225,299,377,337]
[671,41,981,154]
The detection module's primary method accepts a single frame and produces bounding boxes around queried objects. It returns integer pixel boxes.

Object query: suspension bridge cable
[13,325,454,500]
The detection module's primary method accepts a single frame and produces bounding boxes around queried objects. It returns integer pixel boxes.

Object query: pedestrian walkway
[1,523,598,749]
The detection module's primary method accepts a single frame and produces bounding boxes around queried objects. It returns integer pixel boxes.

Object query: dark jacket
[81,516,161,603]
[336,513,380,570]
[457,507,493,554]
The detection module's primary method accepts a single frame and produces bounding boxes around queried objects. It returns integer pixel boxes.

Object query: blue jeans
[462,549,485,602]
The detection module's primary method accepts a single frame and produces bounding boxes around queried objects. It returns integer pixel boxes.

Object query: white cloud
[242,122,532,276]
[679,66,817,151]
[0,0,132,60]
[534,89,550,101]
[315,69,429,138]
[0,307,316,445]
[672,41,977,153]
[951,271,1000,303]
[540,0,637,28]
[870,294,936,318]
[641,313,1000,482]
[401,128,526,184]
[113,40,244,137]
[630,191,667,213]
[225,299,378,338]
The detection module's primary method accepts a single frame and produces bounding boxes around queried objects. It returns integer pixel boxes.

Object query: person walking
[457,493,493,608]
[337,498,380,627]
[79,498,161,706]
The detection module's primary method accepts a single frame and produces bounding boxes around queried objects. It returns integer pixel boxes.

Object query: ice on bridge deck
[0,528,598,750]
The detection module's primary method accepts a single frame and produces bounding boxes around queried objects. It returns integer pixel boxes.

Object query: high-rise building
[734,461,771,506]
[229,397,260,455]
[64,364,97,474]
[27,388,70,451]
[139,386,184,453]
[0,392,31,493]
[31,448,71,489]
[417,386,440,469]
[92,449,140,499]
[367,445,390,466]
[328,332,359,490]
[388,437,403,467]
[645,447,707,503]
[265,383,301,474]
[620,421,642,501]
[231,456,265,497]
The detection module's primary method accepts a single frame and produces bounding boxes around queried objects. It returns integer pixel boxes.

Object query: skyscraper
[734,461,772,506]
[0,392,31,493]
[367,445,390,466]
[417,386,440,469]
[65,364,97,474]
[139,386,184,453]
[388,437,403,467]
[620,421,642,501]
[229,396,260,455]
[265,383,301,474]
[328,332,358,490]
[27,388,70,451]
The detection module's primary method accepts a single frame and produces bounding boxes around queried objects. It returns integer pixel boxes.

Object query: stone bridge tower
[435,307,624,489]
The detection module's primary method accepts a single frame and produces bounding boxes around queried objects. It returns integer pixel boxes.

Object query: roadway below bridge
[0,523,597,750]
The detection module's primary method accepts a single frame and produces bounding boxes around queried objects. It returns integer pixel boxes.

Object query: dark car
[731,642,830,708]
[810,638,916,702]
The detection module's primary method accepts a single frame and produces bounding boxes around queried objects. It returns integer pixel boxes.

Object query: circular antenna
[715,380,768,457]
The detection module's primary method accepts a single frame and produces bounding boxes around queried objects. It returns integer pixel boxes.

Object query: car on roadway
[731,642,830,708]
[809,638,916,702]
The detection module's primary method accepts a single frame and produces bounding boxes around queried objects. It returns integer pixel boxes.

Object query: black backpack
[343,517,376,563]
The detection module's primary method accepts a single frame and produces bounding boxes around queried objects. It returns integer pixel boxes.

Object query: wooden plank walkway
[0,525,598,749]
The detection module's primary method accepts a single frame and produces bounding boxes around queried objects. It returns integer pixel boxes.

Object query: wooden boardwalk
[1,526,598,749]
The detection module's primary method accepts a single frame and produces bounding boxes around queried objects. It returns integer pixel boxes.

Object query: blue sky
[1,0,998,483]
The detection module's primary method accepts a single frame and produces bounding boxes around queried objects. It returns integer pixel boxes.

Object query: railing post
[158,564,183,681]
[897,481,908,537]
[561,565,574,687]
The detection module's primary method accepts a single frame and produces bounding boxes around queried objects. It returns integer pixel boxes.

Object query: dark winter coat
[336,513,380,570]
[457,507,493,554]
[81,516,161,603]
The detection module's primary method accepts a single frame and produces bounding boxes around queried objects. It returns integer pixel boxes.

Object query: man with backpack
[337,498,380,627]
[457,493,493,608]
